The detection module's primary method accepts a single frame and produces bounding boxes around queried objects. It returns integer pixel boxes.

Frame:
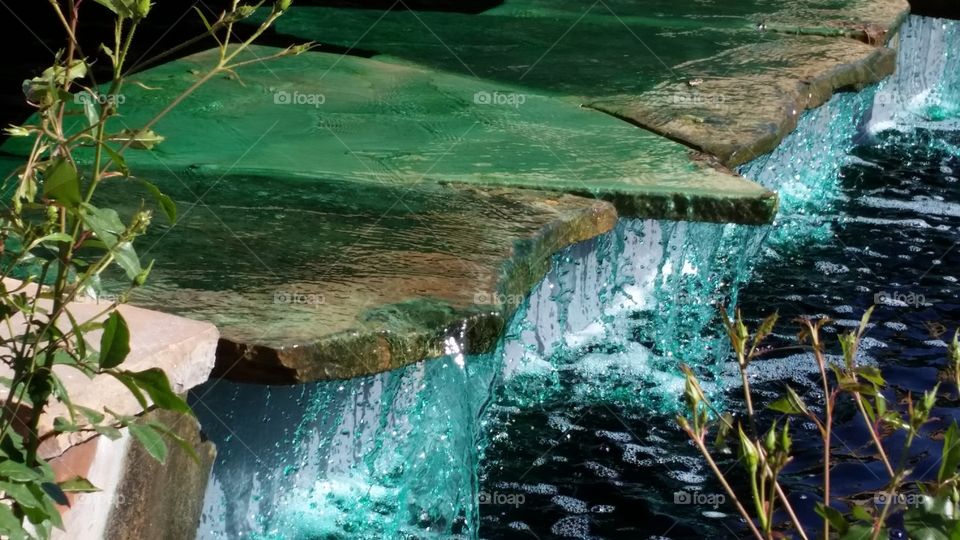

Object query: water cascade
[193,15,958,539]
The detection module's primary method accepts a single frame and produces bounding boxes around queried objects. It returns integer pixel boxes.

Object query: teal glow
[194,14,960,540]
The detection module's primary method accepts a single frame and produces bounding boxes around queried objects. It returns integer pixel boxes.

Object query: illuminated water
[192,15,960,540]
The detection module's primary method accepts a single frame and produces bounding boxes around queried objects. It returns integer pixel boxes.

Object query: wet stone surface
[0,0,907,380]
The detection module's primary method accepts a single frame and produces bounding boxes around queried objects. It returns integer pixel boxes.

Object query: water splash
[194,343,500,539]
[868,16,960,134]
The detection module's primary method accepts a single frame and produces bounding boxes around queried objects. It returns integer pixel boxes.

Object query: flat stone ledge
[589,40,898,168]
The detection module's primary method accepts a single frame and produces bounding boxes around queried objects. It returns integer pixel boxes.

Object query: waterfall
[193,15,958,540]
[868,15,960,134]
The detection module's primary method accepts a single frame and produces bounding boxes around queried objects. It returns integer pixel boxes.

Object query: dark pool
[477,126,960,539]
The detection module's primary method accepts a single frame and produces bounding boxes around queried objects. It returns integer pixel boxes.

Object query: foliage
[0,1,303,536]
[679,307,960,539]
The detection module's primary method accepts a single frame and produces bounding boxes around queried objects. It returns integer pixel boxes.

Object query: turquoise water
[191,15,960,539]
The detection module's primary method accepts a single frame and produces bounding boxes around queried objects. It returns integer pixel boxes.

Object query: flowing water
[191,15,960,539]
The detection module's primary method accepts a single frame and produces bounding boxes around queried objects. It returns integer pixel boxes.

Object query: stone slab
[7,46,776,224]
[268,0,907,165]
[101,178,617,383]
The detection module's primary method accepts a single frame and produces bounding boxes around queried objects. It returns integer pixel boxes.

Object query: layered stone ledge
[0,0,910,384]
[589,41,897,167]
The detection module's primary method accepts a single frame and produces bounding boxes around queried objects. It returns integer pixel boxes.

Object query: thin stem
[814,347,833,540]
[739,352,756,434]
[853,393,896,477]
[683,424,765,540]
[752,465,768,533]
[871,431,915,540]
[774,482,809,540]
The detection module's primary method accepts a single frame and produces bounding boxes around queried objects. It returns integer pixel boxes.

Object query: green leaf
[840,524,880,540]
[41,482,69,506]
[850,504,873,523]
[59,476,99,493]
[100,44,118,66]
[737,425,759,473]
[0,460,41,482]
[124,368,190,413]
[149,422,200,464]
[857,306,875,338]
[750,311,779,355]
[904,496,960,540]
[129,423,167,463]
[21,482,62,530]
[99,311,131,369]
[100,143,129,176]
[768,385,809,416]
[137,179,177,222]
[939,421,960,485]
[114,241,142,281]
[94,424,123,440]
[134,259,154,287]
[23,60,88,104]
[815,502,850,535]
[108,372,148,410]
[0,480,46,510]
[768,397,800,414]
[862,397,877,424]
[79,91,99,126]
[42,159,82,207]
[81,204,125,247]
[109,128,165,150]
[857,366,885,387]
[76,405,106,426]
[193,6,214,31]
[27,233,73,252]
[0,503,29,540]
[839,379,877,396]
[52,417,80,433]
[92,0,151,20]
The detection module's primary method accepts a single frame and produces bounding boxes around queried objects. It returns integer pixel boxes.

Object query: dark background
[0,0,506,134]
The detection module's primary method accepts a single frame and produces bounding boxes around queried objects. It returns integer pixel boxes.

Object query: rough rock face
[103,410,216,540]
[590,42,898,167]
